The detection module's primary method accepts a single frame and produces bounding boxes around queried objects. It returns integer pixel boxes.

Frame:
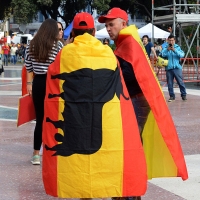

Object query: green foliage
[10,0,62,24]
[6,0,178,29]
[92,0,111,14]
[181,43,198,58]
[11,0,38,24]
[35,0,62,21]
[36,0,53,6]
[180,26,200,57]
[188,0,197,3]
[91,0,168,21]
[60,0,91,25]
[109,43,116,51]
[0,0,12,20]
[9,0,96,26]
[131,0,151,19]
[6,0,200,30]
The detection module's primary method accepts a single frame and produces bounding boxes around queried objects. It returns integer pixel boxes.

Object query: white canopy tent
[138,23,170,38]
[95,23,170,39]
[95,27,109,39]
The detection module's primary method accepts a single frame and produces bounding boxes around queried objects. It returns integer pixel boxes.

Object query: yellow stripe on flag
[57,95,124,197]
[142,111,177,179]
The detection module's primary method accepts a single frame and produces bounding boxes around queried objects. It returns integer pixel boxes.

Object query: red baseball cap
[98,7,128,23]
[73,12,95,29]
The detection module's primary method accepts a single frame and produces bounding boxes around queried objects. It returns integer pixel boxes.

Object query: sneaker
[168,97,175,102]
[31,155,40,165]
[182,96,187,101]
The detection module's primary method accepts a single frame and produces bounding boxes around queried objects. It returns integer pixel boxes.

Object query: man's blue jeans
[166,68,187,98]
[3,54,8,66]
[11,55,17,65]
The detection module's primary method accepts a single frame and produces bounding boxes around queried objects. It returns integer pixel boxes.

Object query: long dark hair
[57,21,64,38]
[57,21,65,45]
[30,19,59,62]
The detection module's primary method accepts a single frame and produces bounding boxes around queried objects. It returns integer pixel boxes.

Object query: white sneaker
[31,155,40,165]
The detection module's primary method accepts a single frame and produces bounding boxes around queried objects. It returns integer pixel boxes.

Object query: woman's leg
[5,54,8,66]
[32,75,47,155]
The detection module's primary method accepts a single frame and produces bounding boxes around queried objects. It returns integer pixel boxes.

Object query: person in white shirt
[10,44,18,65]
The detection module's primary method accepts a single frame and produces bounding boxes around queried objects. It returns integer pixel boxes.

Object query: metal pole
[152,0,154,44]
[181,23,200,68]
[179,24,182,46]
[197,0,200,14]
[196,1,200,82]
[179,0,181,46]
[197,24,199,79]
[173,0,176,36]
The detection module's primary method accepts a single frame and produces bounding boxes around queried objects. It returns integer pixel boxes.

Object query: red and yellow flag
[115,25,188,181]
[42,33,147,198]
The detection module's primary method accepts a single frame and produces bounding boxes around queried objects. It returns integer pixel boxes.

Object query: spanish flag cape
[115,25,188,181]
[42,33,147,198]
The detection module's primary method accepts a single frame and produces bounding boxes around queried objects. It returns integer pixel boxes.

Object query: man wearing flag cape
[43,12,148,198]
[98,7,188,200]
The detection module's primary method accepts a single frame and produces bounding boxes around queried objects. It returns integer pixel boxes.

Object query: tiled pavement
[0,64,200,200]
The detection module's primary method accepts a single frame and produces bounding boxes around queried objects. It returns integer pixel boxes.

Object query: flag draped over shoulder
[115,25,188,181]
[42,33,147,198]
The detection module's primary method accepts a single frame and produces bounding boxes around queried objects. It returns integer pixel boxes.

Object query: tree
[8,0,166,28]
[0,0,12,31]
[10,0,93,26]
[35,0,62,20]
[11,0,38,24]
[92,0,190,21]
[8,0,198,28]
[92,0,161,21]
[0,0,12,20]
[35,0,92,26]
[60,0,93,26]
[92,0,111,14]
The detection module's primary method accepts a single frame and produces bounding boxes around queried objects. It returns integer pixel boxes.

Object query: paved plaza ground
[0,64,200,200]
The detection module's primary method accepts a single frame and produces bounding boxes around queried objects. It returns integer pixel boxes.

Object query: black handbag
[0,64,4,75]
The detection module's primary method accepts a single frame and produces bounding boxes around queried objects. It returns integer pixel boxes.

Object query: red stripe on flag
[118,65,147,196]
[43,51,62,196]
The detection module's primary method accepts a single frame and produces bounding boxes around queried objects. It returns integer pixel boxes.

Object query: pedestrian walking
[2,42,9,66]
[10,44,18,65]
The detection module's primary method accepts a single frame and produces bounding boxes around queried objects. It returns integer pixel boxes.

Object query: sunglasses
[58,28,63,31]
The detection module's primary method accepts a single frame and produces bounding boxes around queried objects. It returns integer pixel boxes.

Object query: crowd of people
[0,42,27,66]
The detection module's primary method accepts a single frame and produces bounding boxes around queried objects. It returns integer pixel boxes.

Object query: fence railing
[150,58,200,83]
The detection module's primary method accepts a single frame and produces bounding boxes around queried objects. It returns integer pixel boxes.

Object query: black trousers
[32,74,47,150]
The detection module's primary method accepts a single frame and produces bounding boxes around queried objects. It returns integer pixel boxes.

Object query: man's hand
[168,45,174,51]
[65,35,74,45]
[170,46,175,51]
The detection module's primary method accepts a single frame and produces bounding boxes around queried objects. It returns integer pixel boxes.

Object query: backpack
[18,48,23,56]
